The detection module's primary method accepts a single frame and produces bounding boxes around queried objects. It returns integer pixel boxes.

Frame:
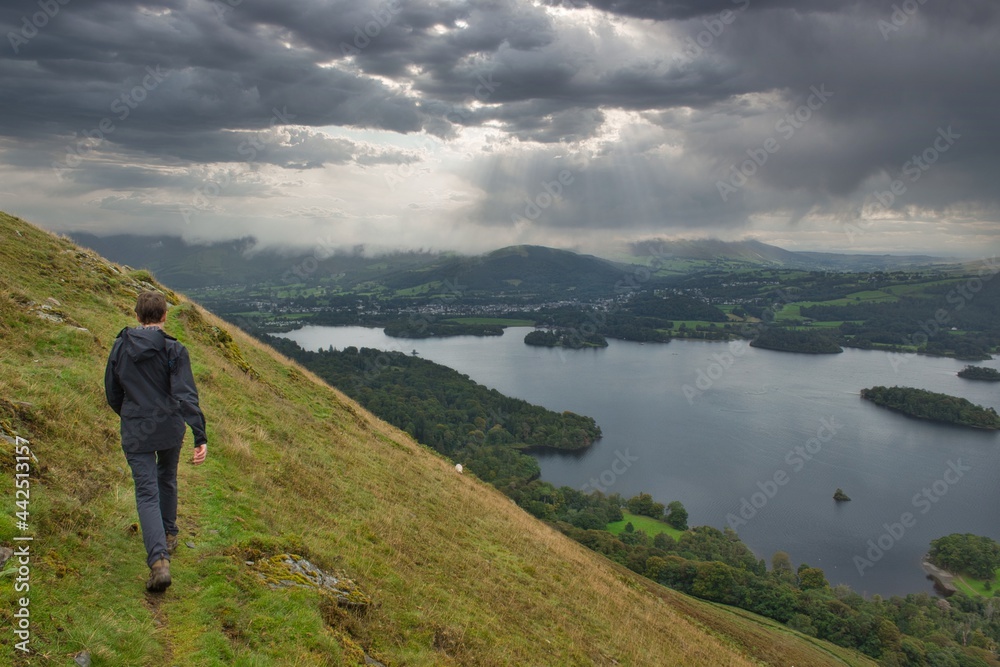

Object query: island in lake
[957,365,1000,381]
[860,386,1000,429]
[524,329,609,349]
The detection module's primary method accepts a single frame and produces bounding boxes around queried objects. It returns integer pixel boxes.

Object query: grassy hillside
[0,212,877,666]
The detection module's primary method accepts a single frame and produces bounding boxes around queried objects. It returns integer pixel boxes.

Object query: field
[953,569,1000,598]
[607,511,686,541]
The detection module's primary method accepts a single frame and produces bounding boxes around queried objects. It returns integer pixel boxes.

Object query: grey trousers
[124,446,181,568]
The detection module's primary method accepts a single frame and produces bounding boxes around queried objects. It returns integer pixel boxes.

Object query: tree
[653,532,676,551]
[691,561,736,602]
[645,556,669,581]
[798,566,829,591]
[771,551,795,584]
[626,492,665,519]
[665,500,689,530]
[624,521,634,533]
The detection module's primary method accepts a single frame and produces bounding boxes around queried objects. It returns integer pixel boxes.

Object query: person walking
[104,291,208,592]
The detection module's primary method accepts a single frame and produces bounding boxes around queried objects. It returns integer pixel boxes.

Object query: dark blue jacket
[104,326,207,452]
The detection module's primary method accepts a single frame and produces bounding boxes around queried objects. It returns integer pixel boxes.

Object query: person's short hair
[135,291,168,324]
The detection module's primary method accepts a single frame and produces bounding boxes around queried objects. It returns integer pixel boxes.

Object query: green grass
[0,211,879,667]
[884,278,963,296]
[775,291,897,322]
[841,290,898,303]
[443,317,535,326]
[608,512,686,541]
[952,569,1000,597]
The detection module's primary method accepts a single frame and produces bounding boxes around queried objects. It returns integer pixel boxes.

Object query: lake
[276,325,1000,598]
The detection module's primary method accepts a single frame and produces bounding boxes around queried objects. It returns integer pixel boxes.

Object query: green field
[841,290,898,303]
[608,511,686,541]
[774,290,900,323]
[884,278,963,296]
[953,569,1000,598]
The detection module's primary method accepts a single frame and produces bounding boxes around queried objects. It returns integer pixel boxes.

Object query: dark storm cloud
[1,0,998,245]
[663,3,1000,215]
[577,0,997,23]
[0,0,425,164]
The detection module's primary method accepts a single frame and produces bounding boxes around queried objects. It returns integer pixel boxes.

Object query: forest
[861,386,1000,429]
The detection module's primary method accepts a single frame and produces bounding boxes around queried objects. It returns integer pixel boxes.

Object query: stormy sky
[1,0,998,256]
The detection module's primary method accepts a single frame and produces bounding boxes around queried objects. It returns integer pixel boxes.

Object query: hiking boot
[146,558,171,592]
[166,533,179,555]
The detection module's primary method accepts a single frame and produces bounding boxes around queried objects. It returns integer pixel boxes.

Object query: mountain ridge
[69,232,945,293]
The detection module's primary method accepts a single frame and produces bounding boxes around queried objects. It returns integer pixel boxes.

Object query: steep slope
[0,212,876,666]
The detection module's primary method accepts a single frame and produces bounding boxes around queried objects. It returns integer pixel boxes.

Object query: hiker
[104,291,208,592]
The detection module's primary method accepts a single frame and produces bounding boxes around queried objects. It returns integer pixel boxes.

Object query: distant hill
[72,233,945,299]
[379,244,628,300]
[629,238,942,271]
[1,211,879,665]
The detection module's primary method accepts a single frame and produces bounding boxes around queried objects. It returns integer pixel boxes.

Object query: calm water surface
[277,325,1000,597]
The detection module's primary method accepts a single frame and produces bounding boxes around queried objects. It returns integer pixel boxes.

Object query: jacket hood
[123,326,166,362]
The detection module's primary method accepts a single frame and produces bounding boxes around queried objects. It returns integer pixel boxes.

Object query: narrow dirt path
[143,591,175,665]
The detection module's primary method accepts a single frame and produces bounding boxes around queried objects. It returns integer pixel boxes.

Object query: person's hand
[193,444,207,465]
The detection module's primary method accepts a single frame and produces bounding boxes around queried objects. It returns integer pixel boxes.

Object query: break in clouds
[1,0,999,255]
